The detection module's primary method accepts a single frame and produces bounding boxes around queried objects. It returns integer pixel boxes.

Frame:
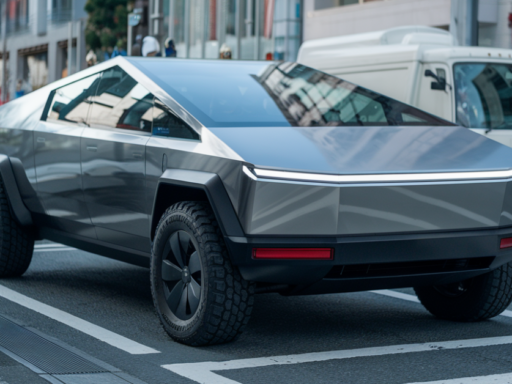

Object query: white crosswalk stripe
[371,289,512,318]
[406,372,512,384]
[163,335,512,384]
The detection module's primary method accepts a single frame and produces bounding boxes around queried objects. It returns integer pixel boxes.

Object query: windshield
[132,59,450,128]
[454,63,512,129]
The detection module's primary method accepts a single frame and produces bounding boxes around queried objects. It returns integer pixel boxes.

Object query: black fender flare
[150,169,245,241]
[0,155,33,227]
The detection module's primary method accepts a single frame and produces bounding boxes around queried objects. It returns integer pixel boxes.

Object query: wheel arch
[0,155,33,227]
[150,169,245,241]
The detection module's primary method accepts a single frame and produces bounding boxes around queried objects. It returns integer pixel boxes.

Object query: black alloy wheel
[151,201,255,346]
[161,230,202,320]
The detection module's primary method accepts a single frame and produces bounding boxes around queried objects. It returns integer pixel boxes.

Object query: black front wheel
[151,201,254,346]
[415,262,512,322]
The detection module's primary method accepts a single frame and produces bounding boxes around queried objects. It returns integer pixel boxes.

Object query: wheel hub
[182,267,191,283]
[160,230,202,321]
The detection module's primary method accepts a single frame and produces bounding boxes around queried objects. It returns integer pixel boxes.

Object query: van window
[152,99,199,140]
[454,63,512,129]
[46,73,102,124]
[88,66,154,133]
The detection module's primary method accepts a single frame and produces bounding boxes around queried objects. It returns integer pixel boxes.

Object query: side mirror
[425,69,446,91]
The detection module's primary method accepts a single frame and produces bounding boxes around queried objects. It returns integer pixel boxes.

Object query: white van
[297,26,512,147]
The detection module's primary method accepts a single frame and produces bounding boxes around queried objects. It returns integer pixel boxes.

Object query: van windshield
[132,59,450,127]
[454,63,512,130]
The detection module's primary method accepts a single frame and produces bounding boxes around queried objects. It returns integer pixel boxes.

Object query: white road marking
[370,289,420,303]
[406,372,512,383]
[34,243,68,249]
[162,335,512,384]
[0,284,160,355]
[371,289,512,318]
[34,243,77,253]
[34,247,77,253]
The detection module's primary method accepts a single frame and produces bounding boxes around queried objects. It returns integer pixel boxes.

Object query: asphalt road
[1,242,512,384]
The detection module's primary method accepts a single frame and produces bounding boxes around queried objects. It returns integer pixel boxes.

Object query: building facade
[145,0,302,61]
[0,0,87,102]
[302,0,511,50]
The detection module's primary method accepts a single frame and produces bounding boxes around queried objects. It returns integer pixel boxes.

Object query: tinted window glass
[153,99,199,140]
[89,66,154,132]
[47,73,101,124]
[132,59,451,127]
[454,63,512,129]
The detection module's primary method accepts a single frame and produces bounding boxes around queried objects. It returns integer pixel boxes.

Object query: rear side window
[88,66,154,133]
[152,99,199,140]
[46,73,101,124]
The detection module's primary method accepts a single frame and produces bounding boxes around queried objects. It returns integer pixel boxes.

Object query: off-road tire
[0,177,34,277]
[151,201,255,346]
[414,262,512,321]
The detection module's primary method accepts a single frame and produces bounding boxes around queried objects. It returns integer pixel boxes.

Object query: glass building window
[163,0,300,61]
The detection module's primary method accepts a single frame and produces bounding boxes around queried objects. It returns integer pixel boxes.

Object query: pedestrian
[86,50,97,67]
[219,44,232,59]
[15,79,24,98]
[131,35,142,57]
[164,38,177,57]
[142,36,160,57]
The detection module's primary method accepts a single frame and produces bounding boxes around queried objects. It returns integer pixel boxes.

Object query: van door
[416,64,453,122]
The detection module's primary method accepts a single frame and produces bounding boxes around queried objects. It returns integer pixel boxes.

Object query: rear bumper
[225,226,512,294]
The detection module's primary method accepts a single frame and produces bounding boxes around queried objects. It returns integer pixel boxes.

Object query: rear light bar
[500,237,512,249]
[253,248,333,260]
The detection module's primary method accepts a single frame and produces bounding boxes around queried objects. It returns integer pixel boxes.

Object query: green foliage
[84,0,131,51]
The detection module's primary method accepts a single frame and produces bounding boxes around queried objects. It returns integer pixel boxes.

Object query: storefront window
[164,0,299,61]
[22,52,48,93]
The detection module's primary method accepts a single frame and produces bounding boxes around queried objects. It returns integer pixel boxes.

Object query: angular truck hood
[209,126,512,174]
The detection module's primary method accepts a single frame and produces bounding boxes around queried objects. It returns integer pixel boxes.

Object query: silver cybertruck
[1,57,512,346]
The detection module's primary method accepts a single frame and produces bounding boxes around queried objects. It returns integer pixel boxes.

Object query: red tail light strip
[500,237,512,249]
[253,248,333,260]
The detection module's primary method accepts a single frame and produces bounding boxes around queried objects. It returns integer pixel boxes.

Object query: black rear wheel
[415,262,512,322]
[0,176,34,278]
[151,201,254,346]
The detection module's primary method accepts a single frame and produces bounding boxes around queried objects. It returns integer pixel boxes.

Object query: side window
[46,73,101,124]
[152,99,199,140]
[88,66,154,133]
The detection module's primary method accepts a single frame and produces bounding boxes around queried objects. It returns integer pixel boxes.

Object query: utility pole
[1,0,7,104]
[450,0,479,46]
[468,0,479,46]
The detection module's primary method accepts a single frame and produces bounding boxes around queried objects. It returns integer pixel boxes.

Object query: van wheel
[0,177,34,277]
[151,201,254,346]
[414,263,512,321]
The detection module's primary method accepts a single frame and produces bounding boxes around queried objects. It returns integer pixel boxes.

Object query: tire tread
[152,201,254,346]
[0,177,34,277]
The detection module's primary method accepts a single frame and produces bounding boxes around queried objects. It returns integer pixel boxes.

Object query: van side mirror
[425,69,446,91]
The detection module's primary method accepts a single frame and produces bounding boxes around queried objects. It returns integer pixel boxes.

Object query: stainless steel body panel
[208,126,512,174]
[238,176,511,235]
[0,91,47,215]
[33,121,95,236]
[81,127,151,251]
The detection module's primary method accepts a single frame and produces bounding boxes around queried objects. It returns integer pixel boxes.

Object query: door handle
[132,151,143,159]
[86,145,97,152]
[36,137,45,143]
